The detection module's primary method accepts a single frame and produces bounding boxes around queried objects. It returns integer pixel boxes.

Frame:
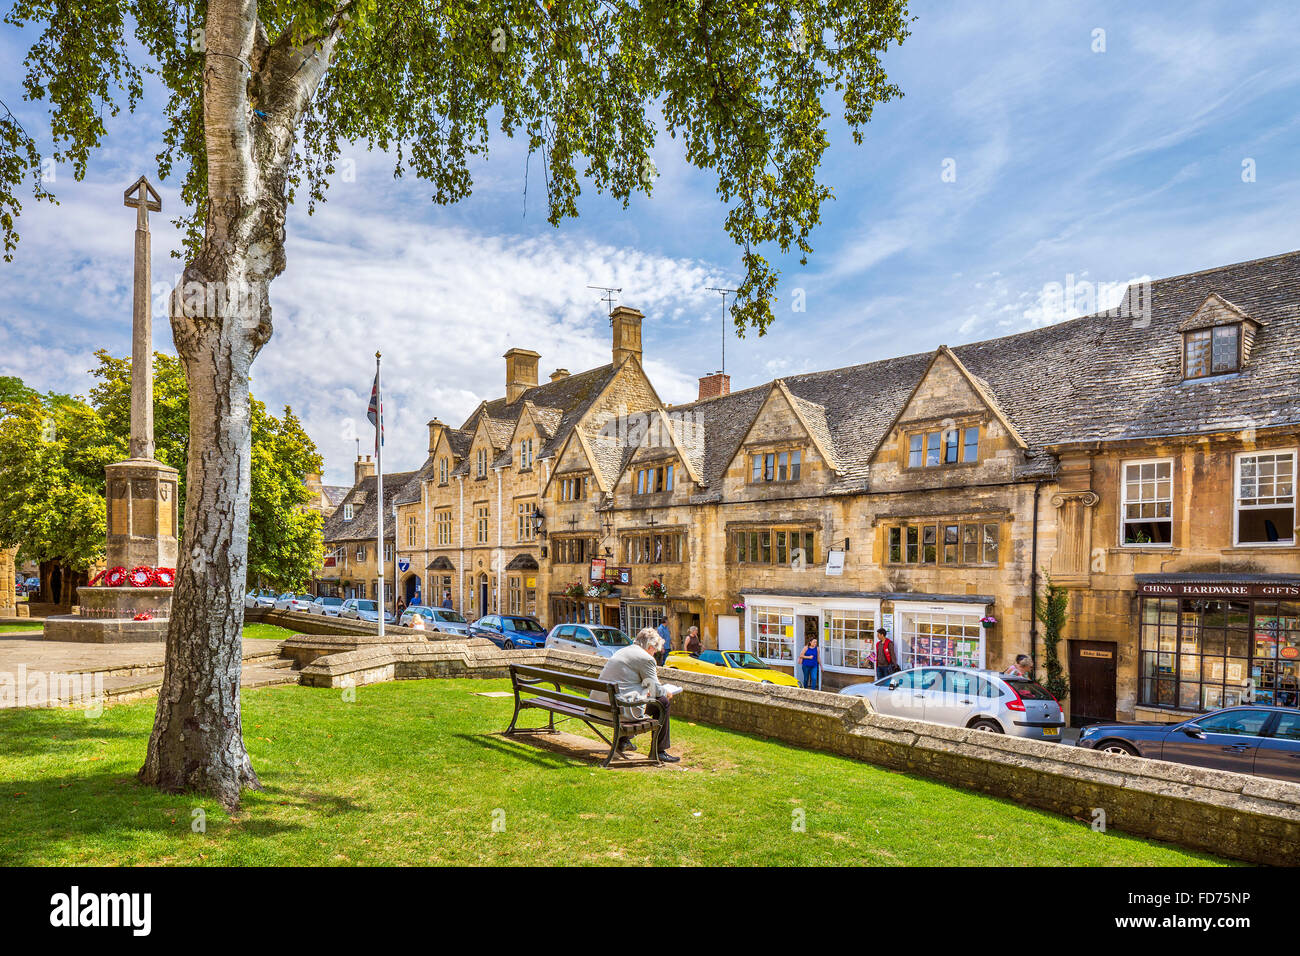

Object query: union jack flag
[367,372,384,448]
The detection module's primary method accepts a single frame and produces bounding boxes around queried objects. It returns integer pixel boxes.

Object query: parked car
[469,614,548,649]
[1076,705,1300,783]
[840,666,1066,741]
[545,623,633,659]
[307,595,345,617]
[399,605,470,635]
[273,592,316,612]
[244,588,278,609]
[340,598,385,622]
[665,649,801,687]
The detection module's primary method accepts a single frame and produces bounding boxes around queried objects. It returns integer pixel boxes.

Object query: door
[602,604,620,628]
[479,576,489,617]
[927,669,984,727]
[1160,708,1272,774]
[1068,640,1118,727]
[1253,710,1300,784]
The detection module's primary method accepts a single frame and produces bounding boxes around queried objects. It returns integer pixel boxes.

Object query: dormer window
[438,457,449,484]
[476,448,489,478]
[750,450,802,483]
[1184,324,1240,379]
[519,438,534,470]
[343,503,354,521]
[908,425,979,468]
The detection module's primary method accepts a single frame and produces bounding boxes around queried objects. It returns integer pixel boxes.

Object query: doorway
[1068,640,1117,727]
[404,574,422,606]
[801,615,822,689]
[479,575,489,618]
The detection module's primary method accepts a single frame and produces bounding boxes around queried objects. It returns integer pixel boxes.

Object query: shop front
[741,591,994,692]
[1135,575,1300,718]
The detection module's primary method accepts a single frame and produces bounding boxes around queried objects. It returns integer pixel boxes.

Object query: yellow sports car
[665,649,801,687]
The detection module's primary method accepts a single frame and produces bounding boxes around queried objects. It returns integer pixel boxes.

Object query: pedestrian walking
[874,627,899,677]
[800,636,820,689]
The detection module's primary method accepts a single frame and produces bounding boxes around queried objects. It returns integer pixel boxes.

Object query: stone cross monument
[44,176,178,643]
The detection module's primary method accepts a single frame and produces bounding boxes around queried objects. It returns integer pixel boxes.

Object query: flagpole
[374,351,386,640]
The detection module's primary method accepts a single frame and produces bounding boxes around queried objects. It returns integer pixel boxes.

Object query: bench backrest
[510,663,619,719]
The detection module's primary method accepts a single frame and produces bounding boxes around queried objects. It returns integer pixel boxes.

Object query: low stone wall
[295,644,1300,865]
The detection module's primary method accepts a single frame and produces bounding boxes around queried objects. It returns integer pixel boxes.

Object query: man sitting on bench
[594,627,680,763]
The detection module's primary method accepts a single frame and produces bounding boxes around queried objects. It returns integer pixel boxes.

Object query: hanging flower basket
[643,579,668,601]
[980,615,997,629]
[585,581,613,598]
[104,567,128,588]
[731,601,746,614]
[563,583,586,600]
[128,566,158,588]
[154,567,176,588]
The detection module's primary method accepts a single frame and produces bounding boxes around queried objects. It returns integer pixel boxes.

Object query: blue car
[469,614,548,649]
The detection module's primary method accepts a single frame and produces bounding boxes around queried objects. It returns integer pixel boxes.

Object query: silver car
[399,605,470,636]
[308,595,345,617]
[273,592,316,612]
[841,666,1066,741]
[544,623,633,660]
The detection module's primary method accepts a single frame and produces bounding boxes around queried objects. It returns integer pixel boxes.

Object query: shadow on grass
[457,729,667,772]
[0,767,372,865]
[0,711,147,757]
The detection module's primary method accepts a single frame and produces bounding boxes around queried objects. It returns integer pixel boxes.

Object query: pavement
[0,631,296,708]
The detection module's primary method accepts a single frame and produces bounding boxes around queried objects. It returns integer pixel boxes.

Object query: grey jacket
[591,644,665,720]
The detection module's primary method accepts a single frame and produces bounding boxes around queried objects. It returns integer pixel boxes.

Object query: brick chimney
[427,417,446,453]
[549,368,570,382]
[504,348,540,403]
[354,454,376,484]
[697,371,731,401]
[610,306,644,367]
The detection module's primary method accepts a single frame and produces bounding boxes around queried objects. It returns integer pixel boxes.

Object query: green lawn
[0,621,46,633]
[241,623,298,641]
[0,679,1228,866]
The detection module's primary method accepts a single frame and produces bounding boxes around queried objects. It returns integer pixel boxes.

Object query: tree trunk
[138,0,345,810]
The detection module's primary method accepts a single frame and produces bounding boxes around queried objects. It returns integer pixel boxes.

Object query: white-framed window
[476,505,490,544]
[1121,458,1174,546]
[1235,450,1296,546]
[558,475,590,501]
[436,509,453,546]
[384,542,394,563]
[895,605,986,670]
[517,501,536,542]
[476,448,489,478]
[625,603,666,636]
[519,438,534,470]
[438,457,449,484]
[356,545,366,561]
[343,503,354,521]
[405,516,417,548]
[822,608,876,672]
[749,605,795,664]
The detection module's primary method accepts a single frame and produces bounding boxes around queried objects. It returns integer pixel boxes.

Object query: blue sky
[2,0,1298,486]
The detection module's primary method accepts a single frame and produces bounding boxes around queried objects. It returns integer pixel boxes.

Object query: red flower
[154,567,176,588]
[88,570,106,587]
[133,612,153,622]
[104,567,128,588]
[127,566,157,588]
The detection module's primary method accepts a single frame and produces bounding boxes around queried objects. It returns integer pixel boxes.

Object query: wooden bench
[505,663,664,767]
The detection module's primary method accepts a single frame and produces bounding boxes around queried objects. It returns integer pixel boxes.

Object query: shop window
[887,520,999,567]
[1235,451,1295,545]
[1184,324,1240,379]
[1138,597,1299,711]
[1121,459,1173,545]
[625,603,666,636]
[750,606,795,664]
[507,576,523,615]
[750,449,802,483]
[908,425,980,468]
[822,609,875,672]
[897,610,985,669]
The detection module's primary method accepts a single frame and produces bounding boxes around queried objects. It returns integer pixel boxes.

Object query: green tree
[1037,577,1071,703]
[3,0,911,808]
[0,385,115,600]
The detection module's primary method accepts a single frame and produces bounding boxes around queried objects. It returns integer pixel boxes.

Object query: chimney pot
[550,368,570,382]
[427,417,445,453]
[697,371,731,401]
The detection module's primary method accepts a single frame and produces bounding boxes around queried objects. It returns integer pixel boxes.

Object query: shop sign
[825,549,845,576]
[589,558,606,582]
[1137,581,1300,598]
[603,566,631,584]
[1079,649,1113,660]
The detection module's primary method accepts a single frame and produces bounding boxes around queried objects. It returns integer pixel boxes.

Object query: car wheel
[503,639,514,650]
[970,719,1003,733]
[1098,740,1139,757]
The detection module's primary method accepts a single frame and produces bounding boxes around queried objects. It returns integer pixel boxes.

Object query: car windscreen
[1007,679,1053,700]
[322,598,343,606]
[724,651,767,669]
[508,618,545,633]
[297,595,313,601]
[592,628,631,647]
[436,610,467,623]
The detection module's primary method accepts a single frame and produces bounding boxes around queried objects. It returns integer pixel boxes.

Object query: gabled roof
[322,470,419,544]
[1177,292,1260,333]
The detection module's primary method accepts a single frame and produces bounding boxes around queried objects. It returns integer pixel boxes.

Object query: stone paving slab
[0,634,279,678]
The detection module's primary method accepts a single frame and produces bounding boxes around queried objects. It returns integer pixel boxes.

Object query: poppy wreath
[104,566,128,588]
[154,567,176,588]
[133,611,154,622]
[127,566,157,588]
[88,569,107,587]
